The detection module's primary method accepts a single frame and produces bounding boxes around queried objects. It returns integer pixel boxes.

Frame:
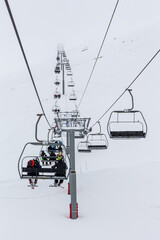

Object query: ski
[49,184,64,189]
[28,184,38,189]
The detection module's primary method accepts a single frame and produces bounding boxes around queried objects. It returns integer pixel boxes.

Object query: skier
[51,153,67,187]
[48,145,57,164]
[40,150,48,165]
[57,141,63,152]
[27,158,41,188]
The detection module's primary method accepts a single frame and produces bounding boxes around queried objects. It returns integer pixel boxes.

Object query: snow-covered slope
[0,0,160,239]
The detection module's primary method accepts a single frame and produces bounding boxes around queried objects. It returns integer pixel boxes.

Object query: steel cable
[78,0,120,108]
[4,0,51,128]
[91,49,160,129]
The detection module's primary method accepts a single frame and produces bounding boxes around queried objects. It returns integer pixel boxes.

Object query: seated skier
[51,153,67,187]
[40,150,48,165]
[27,158,41,186]
[48,145,57,164]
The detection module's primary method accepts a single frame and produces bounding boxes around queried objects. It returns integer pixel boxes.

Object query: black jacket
[52,161,67,176]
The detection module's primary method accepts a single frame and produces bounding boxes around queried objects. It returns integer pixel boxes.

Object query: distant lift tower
[54,116,91,219]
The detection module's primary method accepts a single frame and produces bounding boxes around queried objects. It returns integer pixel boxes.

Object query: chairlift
[67,72,72,76]
[69,93,77,101]
[52,104,61,113]
[68,80,75,87]
[54,77,60,85]
[18,142,70,180]
[54,91,61,99]
[77,141,91,152]
[107,89,148,139]
[54,65,60,74]
[56,55,60,61]
[87,122,108,150]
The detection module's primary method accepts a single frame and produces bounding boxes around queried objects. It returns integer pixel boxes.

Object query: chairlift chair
[54,66,60,74]
[54,77,60,85]
[107,89,147,139]
[18,142,70,180]
[52,105,61,113]
[77,141,91,152]
[69,93,77,101]
[107,110,147,139]
[87,133,108,149]
[56,55,60,61]
[67,73,73,76]
[54,91,61,99]
[87,122,108,150]
[68,80,75,87]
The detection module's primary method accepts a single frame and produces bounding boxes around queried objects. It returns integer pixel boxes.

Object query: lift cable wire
[91,49,160,129]
[78,0,120,108]
[4,0,51,128]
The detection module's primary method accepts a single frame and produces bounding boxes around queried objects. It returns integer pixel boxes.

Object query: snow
[0,0,160,239]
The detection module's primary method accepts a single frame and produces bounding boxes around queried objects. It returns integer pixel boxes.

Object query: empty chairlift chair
[67,72,73,76]
[68,80,75,87]
[77,141,91,152]
[87,122,108,150]
[69,92,77,101]
[107,89,148,139]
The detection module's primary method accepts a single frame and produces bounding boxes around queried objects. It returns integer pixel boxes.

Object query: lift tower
[55,115,90,219]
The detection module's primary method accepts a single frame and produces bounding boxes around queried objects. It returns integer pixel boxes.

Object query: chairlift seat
[88,144,107,150]
[110,130,146,138]
[78,148,91,152]
[22,167,67,180]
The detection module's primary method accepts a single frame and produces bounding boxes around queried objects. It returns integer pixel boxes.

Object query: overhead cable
[4,0,51,128]
[78,0,120,108]
[91,49,160,128]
